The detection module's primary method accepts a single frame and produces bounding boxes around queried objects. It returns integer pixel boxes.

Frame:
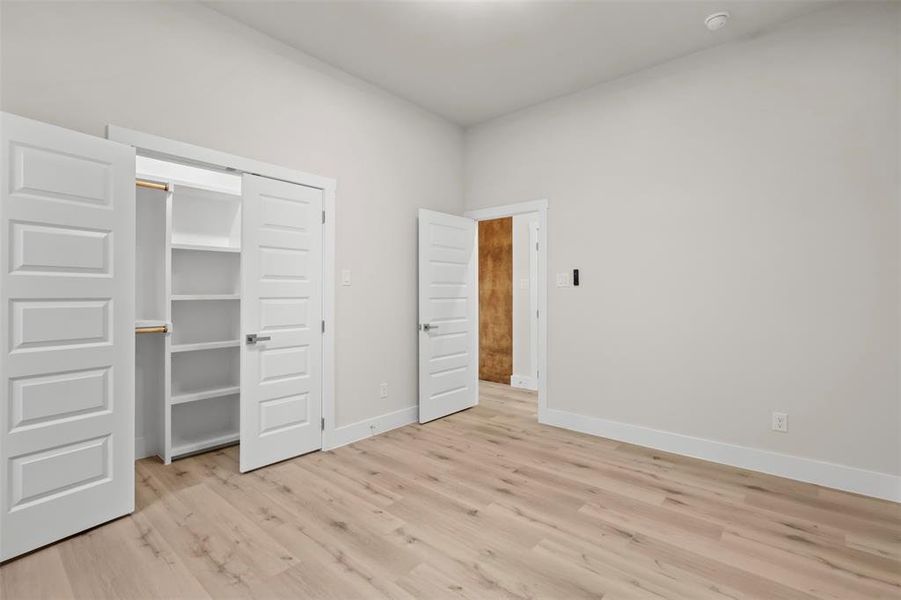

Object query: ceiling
[208,1,833,126]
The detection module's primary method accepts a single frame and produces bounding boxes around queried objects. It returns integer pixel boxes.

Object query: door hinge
[322,210,326,224]
[536,242,539,251]
[536,309,539,319]
[321,320,325,333]
[321,417,325,430]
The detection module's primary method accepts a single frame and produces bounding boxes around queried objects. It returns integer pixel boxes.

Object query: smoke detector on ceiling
[705,12,730,31]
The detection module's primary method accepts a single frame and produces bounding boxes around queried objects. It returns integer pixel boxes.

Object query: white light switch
[341,269,352,286]
[556,272,570,287]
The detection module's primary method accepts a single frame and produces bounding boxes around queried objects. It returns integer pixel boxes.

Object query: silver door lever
[246,333,272,344]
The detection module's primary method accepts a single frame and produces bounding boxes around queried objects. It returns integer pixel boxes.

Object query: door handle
[421,323,440,332]
[246,333,272,344]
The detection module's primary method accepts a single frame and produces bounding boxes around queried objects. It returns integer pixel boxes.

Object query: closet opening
[135,156,244,464]
[118,124,337,474]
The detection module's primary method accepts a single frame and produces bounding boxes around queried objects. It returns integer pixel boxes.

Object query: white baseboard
[510,374,538,391]
[325,405,418,450]
[542,408,901,503]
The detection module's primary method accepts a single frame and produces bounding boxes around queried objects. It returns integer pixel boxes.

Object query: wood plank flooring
[2,382,899,599]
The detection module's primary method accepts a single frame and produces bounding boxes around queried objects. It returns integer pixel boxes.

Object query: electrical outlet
[772,412,788,433]
[379,382,389,399]
[556,272,570,287]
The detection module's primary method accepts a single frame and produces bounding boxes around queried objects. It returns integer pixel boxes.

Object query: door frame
[106,125,338,451]
[464,199,548,422]
[528,219,540,388]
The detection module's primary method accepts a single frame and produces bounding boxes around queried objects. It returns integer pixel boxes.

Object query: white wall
[0,1,464,431]
[465,3,901,481]
[512,213,538,384]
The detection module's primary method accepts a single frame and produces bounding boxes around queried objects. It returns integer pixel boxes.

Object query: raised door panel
[10,222,111,275]
[0,112,135,562]
[10,367,111,432]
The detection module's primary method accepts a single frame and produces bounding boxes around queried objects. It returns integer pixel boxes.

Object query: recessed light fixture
[705,11,730,31]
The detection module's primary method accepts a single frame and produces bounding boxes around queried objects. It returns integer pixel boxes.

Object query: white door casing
[418,209,478,423]
[240,174,322,472]
[0,112,135,561]
[529,220,539,384]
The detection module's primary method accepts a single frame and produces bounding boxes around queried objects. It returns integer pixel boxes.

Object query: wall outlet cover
[556,272,570,287]
[772,412,788,433]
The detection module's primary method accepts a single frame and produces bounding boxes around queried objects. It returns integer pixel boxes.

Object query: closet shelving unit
[135,156,243,463]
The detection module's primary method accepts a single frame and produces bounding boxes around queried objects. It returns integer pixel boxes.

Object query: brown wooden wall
[478,217,513,383]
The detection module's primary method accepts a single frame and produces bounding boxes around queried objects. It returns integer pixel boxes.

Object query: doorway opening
[466,200,548,421]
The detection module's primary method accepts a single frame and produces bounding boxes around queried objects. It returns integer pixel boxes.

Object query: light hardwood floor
[1,382,899,599]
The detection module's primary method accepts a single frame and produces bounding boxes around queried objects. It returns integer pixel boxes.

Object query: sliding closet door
[240,174,322,472]
[0,112,135,561]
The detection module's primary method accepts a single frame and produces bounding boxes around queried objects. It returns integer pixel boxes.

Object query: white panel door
[0,112,135,561]
[240,174,322,472]
[418,209,478,423]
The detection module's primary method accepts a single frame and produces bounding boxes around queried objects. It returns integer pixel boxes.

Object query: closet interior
[135,156,243,463]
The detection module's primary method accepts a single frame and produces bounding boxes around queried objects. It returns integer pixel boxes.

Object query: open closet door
[418,209,478,423]
[240,174,322,472]
[0,112,135,561]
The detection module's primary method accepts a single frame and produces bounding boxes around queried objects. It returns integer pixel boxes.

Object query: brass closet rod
[136,179,170,192]
[135,325,168,334]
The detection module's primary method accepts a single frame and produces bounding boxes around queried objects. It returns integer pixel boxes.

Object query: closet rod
[135,325,168,334]
[136,179,170,192]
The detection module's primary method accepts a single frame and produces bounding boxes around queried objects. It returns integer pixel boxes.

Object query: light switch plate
[341,269,352,286]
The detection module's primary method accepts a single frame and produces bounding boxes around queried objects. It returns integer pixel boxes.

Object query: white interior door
[0,112,135,561]
[240,174,322,472]
[418,209,478,423]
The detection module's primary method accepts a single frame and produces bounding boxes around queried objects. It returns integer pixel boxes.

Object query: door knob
[246,333,272,344]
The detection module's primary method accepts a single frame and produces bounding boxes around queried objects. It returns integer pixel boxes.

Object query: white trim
[528,220,539,382]
[465,200,549,422]
[321,183,337,451]
[326,406,418,450]
[510,374,538,391]
[544,408,901,502]
[108,125,333,190]
[467,199,548,221]
[108,125,337,459]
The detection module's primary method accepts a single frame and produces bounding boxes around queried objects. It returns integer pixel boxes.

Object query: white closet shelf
[171,340,240,353]
[170,385,239,406]
[171,242,240,253]
[135,319,170,329]
[171,430,240,459]
[171,294,240,301]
